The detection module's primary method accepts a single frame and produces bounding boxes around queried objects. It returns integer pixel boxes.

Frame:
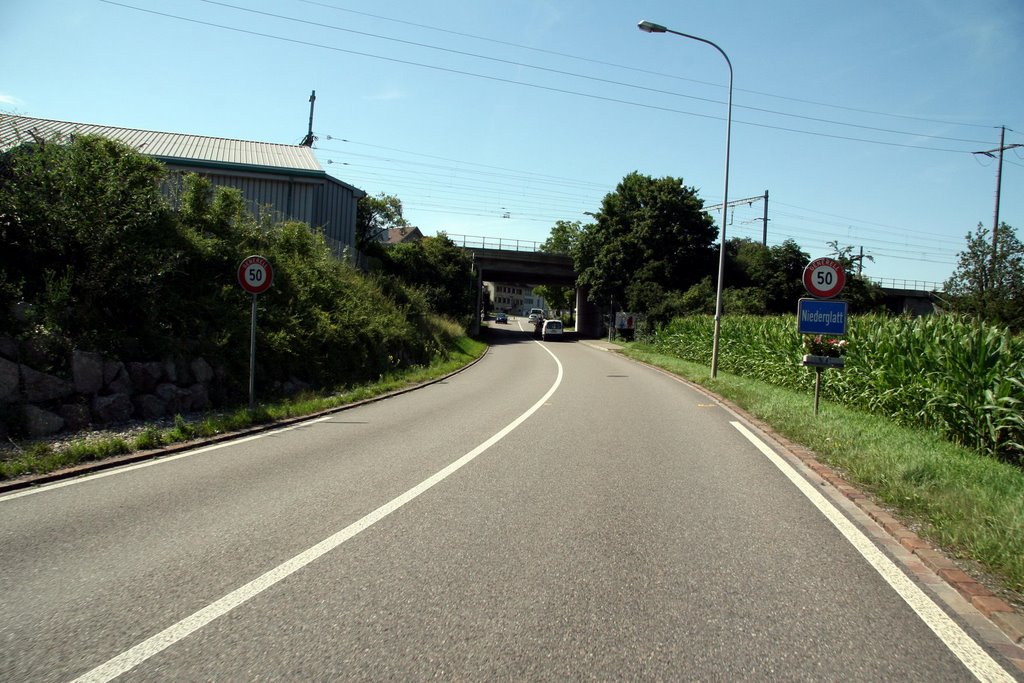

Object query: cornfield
[647,314,1024,464]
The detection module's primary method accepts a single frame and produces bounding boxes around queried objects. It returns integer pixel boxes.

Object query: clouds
[0,93,21,107]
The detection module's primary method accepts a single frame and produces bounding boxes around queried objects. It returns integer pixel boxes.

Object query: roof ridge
[0,113,308,149]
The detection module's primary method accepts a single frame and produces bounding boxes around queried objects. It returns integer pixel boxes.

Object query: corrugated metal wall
[162,167,361,258]
[315,179,359,254]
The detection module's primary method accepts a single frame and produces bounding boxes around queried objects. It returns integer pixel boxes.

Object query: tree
[575,172,717,313]
[733,238,809,313]
[540,219,582,257]
[0,133,177,354]
[943,222,1024,330]
[825,241,885,312]
[378,233,476,320]
[534,220,583,318]
[356,193,409,254]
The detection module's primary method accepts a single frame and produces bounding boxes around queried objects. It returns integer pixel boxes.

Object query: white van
[527,308,544,324]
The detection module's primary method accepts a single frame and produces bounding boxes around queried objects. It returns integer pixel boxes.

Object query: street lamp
[638,19,733,378]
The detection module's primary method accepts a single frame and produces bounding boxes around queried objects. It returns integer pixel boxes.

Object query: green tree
[731,238,809,313]
[825,241,885,313]
[0,133,176,355]
[356,192,409,254]
[535,220,583,318]
[576,172,716,314]
[943,222,1024,330]
[379,233,476,321]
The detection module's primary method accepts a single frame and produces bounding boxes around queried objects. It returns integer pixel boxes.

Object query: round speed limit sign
[238,255,273,295]
[802,257,846,299]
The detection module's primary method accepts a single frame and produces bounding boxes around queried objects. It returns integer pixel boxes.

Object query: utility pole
[706,191,769,244]
[973,126,1022,265]
[761,189,769,246]
[300,90,317,147]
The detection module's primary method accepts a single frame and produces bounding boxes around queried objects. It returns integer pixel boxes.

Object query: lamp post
[638,20,732,378]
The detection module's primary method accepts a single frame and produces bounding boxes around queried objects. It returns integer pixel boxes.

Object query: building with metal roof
[0,114,365,257]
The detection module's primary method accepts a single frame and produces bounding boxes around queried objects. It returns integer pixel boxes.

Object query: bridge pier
[575,285,603,339]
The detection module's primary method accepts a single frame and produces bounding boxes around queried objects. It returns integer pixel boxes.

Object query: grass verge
[621,343,1024,598]
[0,336,486,483]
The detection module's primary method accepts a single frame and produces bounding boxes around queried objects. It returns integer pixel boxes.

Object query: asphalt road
[0,322,1019,681]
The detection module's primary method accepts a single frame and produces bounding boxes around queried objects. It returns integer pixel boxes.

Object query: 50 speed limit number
[802,257,846,299]
[238,255,273,295]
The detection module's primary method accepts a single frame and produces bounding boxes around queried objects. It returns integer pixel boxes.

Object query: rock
[103,360,133,394]
[187,383,210,411]
[0,335,18,360]
[190,358,214,384]
[128,362,162,394]
[283,376,311,396]
[161,357,178,383]
[21,365,73,403]
[59,403,92,431]
[133,394,167,420]
[91,393,133,424]
[73,350,104,394]
[155,383,191,414]
[0,357,19,403]
[23,405,65,437]
[173,355,193,386]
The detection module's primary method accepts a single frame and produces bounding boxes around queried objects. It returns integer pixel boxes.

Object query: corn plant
[649,314,1024,464]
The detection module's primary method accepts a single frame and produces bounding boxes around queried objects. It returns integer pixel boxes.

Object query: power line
[290,0,1000,132]
[100,1,989,154]
[198,0,992,146]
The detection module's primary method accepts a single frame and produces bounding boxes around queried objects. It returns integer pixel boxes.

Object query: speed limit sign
[802,257,846,299]
[238,255,273,295]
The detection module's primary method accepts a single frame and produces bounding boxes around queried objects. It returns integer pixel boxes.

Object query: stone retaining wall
[0,340,224,440]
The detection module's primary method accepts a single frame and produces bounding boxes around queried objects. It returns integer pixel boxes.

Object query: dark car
[495,312,508,323]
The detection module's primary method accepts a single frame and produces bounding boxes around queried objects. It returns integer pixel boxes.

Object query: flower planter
[801,354,845,368]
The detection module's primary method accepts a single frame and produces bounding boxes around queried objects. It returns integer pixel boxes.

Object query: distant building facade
[485,282,547,316]
[0,114,365,257]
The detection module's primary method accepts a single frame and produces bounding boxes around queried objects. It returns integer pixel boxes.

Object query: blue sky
[3,0,1022,287]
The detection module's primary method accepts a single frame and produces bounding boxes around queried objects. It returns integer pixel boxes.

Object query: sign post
[238,256,274,411]
[798,257,847,416]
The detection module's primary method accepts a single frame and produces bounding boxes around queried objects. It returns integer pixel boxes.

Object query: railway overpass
[448,235,943,337]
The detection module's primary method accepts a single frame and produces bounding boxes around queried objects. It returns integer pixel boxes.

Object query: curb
[0,347,489,495]
[610,348,1024,672]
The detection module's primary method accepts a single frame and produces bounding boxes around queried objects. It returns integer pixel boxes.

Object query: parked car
[495,312,508,323]
[541,319,563,341]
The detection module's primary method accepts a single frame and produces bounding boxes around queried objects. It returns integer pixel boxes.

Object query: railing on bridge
[448,234,545,253]
[449,234,944,292]
[864,277,944,293]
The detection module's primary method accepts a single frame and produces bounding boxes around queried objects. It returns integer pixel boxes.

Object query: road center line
[70,346,564,683]
[732,420,1013,683]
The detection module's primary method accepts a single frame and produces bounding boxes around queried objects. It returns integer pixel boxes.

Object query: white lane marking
[731,421,1013,683]
[70,346,564,683]
[1,417,338,502]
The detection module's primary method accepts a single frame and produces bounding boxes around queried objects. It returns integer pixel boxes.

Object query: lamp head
[637,20,668,33]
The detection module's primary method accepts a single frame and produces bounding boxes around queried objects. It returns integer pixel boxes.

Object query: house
[0,114,365,257]
[383,226,424,244]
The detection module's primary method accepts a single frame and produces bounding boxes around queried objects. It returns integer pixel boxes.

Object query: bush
[0,134,467,406]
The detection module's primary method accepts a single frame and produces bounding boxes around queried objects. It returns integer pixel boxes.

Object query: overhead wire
[197,0,992,146]
[101,1,992,154]
[100,0,1007,274]
[290,0,1000,132]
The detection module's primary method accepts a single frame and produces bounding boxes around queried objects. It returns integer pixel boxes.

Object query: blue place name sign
[797,298,848,335]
